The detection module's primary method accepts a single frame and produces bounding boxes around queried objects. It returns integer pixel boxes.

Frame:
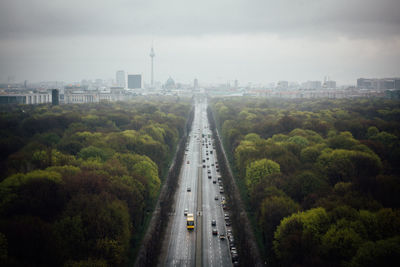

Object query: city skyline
[0,0,399,85]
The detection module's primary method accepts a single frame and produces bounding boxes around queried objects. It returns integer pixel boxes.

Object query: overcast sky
[0,0,399,85]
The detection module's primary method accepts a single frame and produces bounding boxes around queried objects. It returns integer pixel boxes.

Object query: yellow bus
[187,213,195,230]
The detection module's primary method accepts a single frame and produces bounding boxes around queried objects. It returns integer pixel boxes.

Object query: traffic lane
[201,126,229,266]
[203,168,224,266]
[165,106,200,266]
[202,156,217,266]
[204,127,232,266]
[167,155,196,265]
[204,142,222,266]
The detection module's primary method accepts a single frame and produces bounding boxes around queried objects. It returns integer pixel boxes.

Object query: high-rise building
[52,89,59,105]
[234,79,239,89]
[116,70,125,88]
[194,78,198,89]
[128,74,142,89]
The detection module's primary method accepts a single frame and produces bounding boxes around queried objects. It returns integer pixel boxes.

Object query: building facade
[128,74,142,89]
[357,78,400,90]
[116,70,125,88]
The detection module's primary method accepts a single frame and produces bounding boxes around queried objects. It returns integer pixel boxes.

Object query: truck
[187,213,195,230]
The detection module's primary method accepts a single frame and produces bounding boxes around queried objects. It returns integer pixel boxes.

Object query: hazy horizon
[1,0,399,85]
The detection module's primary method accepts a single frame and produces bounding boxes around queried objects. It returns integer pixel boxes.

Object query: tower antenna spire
[150,43,155,88]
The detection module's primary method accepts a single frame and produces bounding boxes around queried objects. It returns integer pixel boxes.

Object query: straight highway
[164,97,233,267]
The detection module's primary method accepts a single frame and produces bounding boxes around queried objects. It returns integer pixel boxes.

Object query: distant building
[357,78,400,90]
[303,81,322,89]
[194,78,198,89]
[234,79,239,89]
[277,81,288,89]
[0,92,52,104]
[324,80,336,89]
[164,77,176,90]
[64,86,98,103]
[128,74,142,89]
[116,70,125,88]
[52,89,59,105]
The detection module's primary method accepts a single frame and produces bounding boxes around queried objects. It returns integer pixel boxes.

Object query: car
[219,233,226,239]
[213,180,216,184]
[231,252,239,262]
[203,165,206,168]
[208,175,212,179]
[207,170,211,173]
[220,189,224,193]
[211,163,214,166]
[187,160,190,164]
[207,157,209,160]
[187,187,191,192]
[211,219,216,226]
[214,195,219,200]
[212,229,218,235]
[225,220,231,226]
[184,209,188,216]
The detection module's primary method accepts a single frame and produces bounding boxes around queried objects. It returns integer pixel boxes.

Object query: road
[164,98,233,267]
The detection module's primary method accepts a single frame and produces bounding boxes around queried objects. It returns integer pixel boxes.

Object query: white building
[116,70,126,88]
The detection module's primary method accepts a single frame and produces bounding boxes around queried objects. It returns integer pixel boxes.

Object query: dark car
[211,219,216,226]
[212,228,218,235]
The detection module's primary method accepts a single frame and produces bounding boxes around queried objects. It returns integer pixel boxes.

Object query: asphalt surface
[164,98,232,267]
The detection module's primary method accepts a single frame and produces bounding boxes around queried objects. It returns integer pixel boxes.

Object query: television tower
[150,46,155,87]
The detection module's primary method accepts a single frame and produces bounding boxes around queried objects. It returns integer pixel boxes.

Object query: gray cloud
[0,0,399,84]
[1,0,399,39]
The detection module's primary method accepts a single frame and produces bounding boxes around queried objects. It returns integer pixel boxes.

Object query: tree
[245,158,280,192]
[259,194,299,250]
[273,207,329,266]
[321,221,363,264]
[77,146,113,162]
[350,236,400,267]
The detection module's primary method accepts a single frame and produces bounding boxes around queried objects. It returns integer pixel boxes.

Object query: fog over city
[1,0,399,84]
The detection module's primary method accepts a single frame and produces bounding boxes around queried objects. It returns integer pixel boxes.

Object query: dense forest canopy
[210,97,400,267]
[0,98,191,266]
